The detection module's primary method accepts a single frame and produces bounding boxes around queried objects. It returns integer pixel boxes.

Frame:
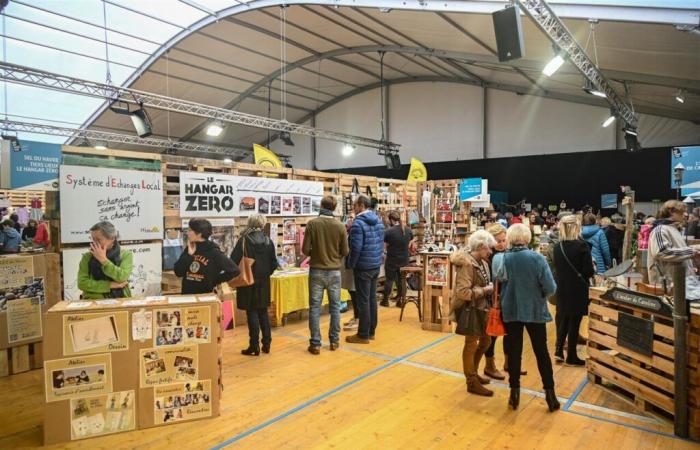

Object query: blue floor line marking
[566,409,695,442]
[563,377,589,411]
[209,333,454,450]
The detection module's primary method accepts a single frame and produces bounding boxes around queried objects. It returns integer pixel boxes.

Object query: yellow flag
[407,158,427,181]
[254,143,282,168]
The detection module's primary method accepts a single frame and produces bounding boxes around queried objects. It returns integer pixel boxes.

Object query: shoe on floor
[554,349,565,363]
[330,342,339,351]
[484,357,505,380]
[369,335,375,341]
[345,334,370,344]
[564,356,586,367]
[307,345,320,355]
[467,375,494,397]
[379,300,390,307]
[343,318,357,326]
[241,347,260,356]
[476,374,491,385]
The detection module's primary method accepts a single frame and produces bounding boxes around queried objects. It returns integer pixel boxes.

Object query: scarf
[88,243,124,298]
[319,208,334,217]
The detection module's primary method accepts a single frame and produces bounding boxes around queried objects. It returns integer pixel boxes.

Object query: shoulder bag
[486,280,505,337]
[228,236,255,288]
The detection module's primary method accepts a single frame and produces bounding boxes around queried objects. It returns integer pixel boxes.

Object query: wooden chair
[399,266,423,322]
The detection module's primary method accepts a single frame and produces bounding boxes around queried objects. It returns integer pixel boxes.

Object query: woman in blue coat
[492,224,559,413]
[581,213,611,273]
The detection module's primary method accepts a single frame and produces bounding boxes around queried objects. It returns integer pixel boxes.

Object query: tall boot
[545,388,561,412]
[473,337,491,385]
[484,357,506,380]
[467,375,494,397]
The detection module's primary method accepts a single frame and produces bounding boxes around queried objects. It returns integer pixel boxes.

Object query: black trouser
[504,321,554,390]
[485,336,498,358]
[555,312,583,357]
[354,268,380,338]
[383,265,403,302]
[350,290,359,319]
[246,307,271,349]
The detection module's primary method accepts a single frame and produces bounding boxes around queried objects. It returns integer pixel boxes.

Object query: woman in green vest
[77,221,133,299]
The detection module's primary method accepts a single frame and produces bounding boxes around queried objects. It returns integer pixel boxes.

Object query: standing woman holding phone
[77,221,133,299]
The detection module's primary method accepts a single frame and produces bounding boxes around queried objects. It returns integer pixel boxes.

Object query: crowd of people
[0,213,50,253]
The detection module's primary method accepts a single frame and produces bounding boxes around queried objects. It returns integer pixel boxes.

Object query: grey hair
[468,230,496,251]
[90,221,118,240]
[246,214,267,231]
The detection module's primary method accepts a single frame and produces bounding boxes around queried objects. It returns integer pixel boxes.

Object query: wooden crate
[0,342,43,377]
[0,189,46,212]
[587,288,700,440]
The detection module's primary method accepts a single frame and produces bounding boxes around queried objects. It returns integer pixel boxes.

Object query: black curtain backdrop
[339,147,676,210]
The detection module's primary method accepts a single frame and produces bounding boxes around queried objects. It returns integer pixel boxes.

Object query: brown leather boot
[467,375,494,397]
[484,357,506,380]
[473,337,492,385]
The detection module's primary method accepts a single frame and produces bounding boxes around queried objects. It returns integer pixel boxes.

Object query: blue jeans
[354,268,380,338]
[308,269,342,347]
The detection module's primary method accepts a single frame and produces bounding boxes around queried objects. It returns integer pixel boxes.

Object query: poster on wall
[44,353,113,403]
[180,218,235,257]
[63,311,130,356]
[0,139,61,190]
[601,194,618,209]
[59,165,163,243]
[70,390,135,440]
[426,256,448,286]
[0,255,34,289]
[671,146,700,196]
[154,380,212,425]
[180,171,323,218]
[62,243,163,301]
[6,296,42,344]
[140,345,199,388]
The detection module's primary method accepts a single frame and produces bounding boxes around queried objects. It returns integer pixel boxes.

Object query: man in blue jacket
[346,195,385,344]
[0,219,22,253]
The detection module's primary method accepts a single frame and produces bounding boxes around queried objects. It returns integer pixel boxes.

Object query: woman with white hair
[448,230,496,397]
[492,224,559,412]
[231,214,278,356]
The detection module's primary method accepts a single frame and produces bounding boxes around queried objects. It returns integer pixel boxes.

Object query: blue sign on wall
[459,178,482,201]
[601,194,618,209]
[1,140,62,190]
[671,146,700,196]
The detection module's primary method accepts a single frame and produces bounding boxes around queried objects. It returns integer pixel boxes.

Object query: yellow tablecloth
[271,270,351,324]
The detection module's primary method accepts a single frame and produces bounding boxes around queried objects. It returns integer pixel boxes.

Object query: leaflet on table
[167,296,197,304]
[63,311,129,355]
[154,380,212,425]
[44,353,113,403]
[153,306,211,347]
[140,345,199,388]
[66,301,93,309]
[70,390,135,440]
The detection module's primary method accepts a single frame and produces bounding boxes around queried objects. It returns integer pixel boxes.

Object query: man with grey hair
[302,196,349,354]
[346,195,385,344]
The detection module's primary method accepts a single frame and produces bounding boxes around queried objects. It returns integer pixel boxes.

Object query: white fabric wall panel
[389,82,484,163]
[486,89,616,158]
[633,114,700,149]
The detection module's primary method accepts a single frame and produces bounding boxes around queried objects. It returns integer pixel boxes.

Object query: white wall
[268,81,700,170]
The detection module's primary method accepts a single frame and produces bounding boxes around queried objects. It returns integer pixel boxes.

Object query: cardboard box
[0,253,61,349]
[43,295,221,445]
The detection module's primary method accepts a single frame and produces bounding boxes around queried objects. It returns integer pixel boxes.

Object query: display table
[587,287,700,440]
[271,269,351,326]
[420,251,452,332]
[43,295,222,445]
[0,252,61,377]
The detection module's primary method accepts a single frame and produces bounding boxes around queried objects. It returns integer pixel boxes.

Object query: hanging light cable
[101,0,112,85]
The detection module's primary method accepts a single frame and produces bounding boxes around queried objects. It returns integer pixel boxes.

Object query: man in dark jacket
[302,196,349,354]
[346,195,385,344]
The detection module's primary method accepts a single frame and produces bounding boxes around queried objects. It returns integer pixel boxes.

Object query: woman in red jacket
[33,215,50,248]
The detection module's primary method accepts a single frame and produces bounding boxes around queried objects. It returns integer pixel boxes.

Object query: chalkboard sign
[616,312,654,356]
[601,287,672,318]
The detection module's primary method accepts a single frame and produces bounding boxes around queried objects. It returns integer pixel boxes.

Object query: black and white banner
[180,171,324,218]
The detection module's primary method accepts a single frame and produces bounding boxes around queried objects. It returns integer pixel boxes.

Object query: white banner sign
[180,171,323,218]
[60,165,163,243]
[62,243,163,301]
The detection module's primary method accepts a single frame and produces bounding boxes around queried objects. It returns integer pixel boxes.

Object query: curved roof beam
[77,0,700,133]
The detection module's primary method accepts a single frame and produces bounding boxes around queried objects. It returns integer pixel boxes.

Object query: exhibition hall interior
[0,0,699,449]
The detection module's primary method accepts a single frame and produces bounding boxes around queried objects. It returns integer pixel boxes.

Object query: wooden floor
[0,305,696,449]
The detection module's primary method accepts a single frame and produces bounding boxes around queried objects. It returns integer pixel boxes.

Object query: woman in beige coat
[449,230,496,396]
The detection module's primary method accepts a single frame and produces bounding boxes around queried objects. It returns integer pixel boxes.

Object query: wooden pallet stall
[587,288,700,440]
[0,189,46,212]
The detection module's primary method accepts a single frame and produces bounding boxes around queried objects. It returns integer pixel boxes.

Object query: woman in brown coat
[449,230,496,396]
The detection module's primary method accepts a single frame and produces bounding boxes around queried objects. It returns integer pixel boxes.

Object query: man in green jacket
[77,222,133,299]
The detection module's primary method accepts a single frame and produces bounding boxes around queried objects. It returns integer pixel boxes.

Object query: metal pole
[672,262,689,438]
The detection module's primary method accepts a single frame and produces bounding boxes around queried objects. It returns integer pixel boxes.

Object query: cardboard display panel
[0,253,61,349]
[43,296,221,445]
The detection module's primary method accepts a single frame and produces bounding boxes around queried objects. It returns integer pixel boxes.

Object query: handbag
[228,236,255,288]
[486,281,505,337]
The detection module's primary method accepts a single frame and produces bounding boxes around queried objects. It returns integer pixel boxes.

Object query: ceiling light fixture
[109,102,153,138]
[602,109,616,128]
[94,141,107,150]
[583,79,606,98]
[342,143,355,156]
[542,53,564,77]
[206,120,224,137]
[676,89,686,104]
[623,127,640,152]
[280,131,294,146]
[223,158,233,163]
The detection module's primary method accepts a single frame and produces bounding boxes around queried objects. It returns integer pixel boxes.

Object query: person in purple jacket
[345,195,385,344]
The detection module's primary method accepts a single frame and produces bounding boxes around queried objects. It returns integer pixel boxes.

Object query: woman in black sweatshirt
[174,219,239,295]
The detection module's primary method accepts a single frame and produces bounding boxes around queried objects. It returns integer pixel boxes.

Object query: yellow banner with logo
[254,143,282,168]
[407,158,427,181]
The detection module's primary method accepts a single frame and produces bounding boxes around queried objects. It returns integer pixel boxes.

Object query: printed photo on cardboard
[44,353,113,403]
[70,390,135,440]
[154,380,212,425]
[0,276,45,312]
[140,345,198,388]
[68,315,119,353]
